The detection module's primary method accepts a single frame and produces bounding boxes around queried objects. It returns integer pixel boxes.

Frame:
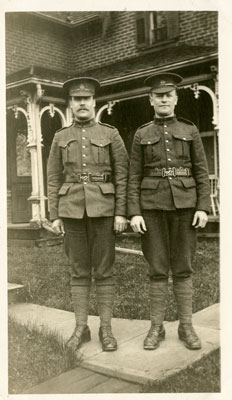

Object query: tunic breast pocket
[58,139,78,164]
[172,134,192,160]
[140,137,161,163]
[90,138,111,164]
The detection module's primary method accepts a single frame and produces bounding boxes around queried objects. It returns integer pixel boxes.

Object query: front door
[7,109,32,223]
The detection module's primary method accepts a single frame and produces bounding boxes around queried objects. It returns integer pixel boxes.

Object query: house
[6,11,219,227]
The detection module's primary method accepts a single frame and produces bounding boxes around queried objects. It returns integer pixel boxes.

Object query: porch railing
[209,174,220,216]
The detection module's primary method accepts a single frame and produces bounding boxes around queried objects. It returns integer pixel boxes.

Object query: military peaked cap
[144,72,182,93]
[63,77,101,96]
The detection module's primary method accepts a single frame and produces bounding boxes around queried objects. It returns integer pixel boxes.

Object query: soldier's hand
[52,218,65,236]
[192,211,208,229]
[130,215,147,234]
[114,216,127,233]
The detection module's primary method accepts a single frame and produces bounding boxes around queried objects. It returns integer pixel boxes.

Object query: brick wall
[5,13,73,76]
[72,12,138,72]
[5,11,218,77]
[179,11,218,47]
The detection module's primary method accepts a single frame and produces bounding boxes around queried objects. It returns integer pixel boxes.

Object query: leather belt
[66,173,112,183]
[144,167,192,178]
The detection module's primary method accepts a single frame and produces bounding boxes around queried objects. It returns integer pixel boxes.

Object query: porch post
[25,84,47,227]
[214,73,219,176]
[34,99,47,222]
[25,95,41,227]
[66,106,73,126]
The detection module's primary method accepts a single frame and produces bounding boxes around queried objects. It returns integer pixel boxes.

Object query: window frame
[135,11,179,49]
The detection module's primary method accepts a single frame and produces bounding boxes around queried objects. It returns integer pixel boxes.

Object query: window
[136,11,179,48]
[16,129,31,177]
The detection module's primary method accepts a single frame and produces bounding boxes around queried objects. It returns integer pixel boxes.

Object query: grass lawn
[8,237,219,321]
[142,348,220,393]
[8,317,79,394]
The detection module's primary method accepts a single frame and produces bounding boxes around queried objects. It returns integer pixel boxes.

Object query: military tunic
[48,119,128,219]
[128,115,210,216]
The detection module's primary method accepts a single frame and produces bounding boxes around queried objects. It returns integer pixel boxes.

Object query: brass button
[147,141,151,144]
[83,163,86,167]
[166,149,170,152]
[83,154,86,157]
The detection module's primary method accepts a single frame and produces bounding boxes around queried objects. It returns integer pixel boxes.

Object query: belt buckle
[102,173,108,182]
[162,167,176,177]
[79,173,91,183]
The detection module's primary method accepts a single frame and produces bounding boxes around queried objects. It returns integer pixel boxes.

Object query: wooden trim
[200,131,215,137]
[42,96,66,105]
[97,74,215,103]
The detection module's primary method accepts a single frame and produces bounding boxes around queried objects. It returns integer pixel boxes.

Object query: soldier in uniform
[47,77,129,351]
[128,73,210,350]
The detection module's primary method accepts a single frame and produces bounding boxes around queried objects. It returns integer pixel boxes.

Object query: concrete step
[8,283,24,303]
[9,302,220,387]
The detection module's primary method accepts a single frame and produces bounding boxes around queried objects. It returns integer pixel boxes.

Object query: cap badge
[160,80,166,85]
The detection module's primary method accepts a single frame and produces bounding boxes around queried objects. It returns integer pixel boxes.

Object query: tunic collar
[74,118,97,128]
[154,115,177,125]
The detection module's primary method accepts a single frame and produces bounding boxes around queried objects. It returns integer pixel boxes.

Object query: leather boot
[172,277,201,349]
[143,324,166,350]
[178,323,201,350]
[66,325,91,350]
[99,326,118,351]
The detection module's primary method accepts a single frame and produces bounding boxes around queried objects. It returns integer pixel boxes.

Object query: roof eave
[29,12,100,28]
[100,52,218,86]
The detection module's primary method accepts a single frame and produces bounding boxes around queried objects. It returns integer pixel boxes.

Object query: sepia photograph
[2,1,230,398]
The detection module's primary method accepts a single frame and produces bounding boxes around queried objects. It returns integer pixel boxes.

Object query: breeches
[141,209,196,280]
[63,215,115,285]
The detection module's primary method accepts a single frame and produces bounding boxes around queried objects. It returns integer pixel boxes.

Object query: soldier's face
[70,96,96,120]
[149,90,178,117]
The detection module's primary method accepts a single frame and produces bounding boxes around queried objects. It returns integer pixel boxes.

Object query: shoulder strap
[177,117,194,125]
